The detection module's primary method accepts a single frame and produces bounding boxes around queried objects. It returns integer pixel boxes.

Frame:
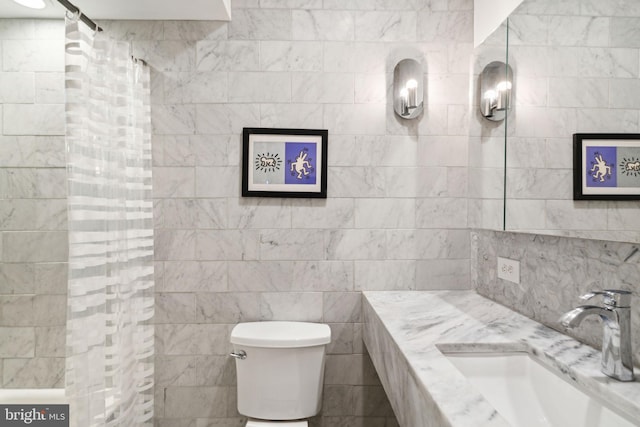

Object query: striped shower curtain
[64,13,154,427]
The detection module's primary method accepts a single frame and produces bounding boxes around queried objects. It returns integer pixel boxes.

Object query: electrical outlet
[497,256,520,284]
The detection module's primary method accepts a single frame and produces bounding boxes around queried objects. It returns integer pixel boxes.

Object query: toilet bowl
[230,321,331,427]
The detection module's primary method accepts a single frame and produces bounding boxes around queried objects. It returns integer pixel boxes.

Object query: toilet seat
[246,420,308,427]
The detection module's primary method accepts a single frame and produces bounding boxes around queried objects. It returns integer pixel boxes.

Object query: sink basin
[443,350,638,427]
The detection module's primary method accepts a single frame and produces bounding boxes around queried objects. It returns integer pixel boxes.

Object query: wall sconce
[480,61,513,122]
[393,59,424,120]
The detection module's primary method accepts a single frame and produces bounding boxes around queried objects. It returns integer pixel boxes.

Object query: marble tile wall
[502,0,640,236]
[0,20,67,389]
[130,0,473,425]
[472,229,640,367]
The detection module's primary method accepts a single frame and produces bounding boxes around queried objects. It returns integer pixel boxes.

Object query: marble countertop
[363,291,640,427]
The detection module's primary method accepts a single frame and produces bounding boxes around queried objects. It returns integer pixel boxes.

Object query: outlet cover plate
[497,256,520,284]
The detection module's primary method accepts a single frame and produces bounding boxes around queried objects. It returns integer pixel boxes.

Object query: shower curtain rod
[57,0,102,32]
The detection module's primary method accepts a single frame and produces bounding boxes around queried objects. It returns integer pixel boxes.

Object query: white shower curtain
[64,14,154,427]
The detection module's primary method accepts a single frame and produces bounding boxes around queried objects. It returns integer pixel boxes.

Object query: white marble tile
[577,109,640,134]
[228,260,293,291]
[165,386,227,418]
[0,136,65,167]
[0,199,67,231]
[415,259,470,289]
[155,355,197,387]
[547,16,609,47]
[547,77,608,108]
[544,200,608,231]
[227,72,291,102]
[260,41,323,72]
[291,72,354,104]
[323,292,361,323]
[35,325,65,357]
[355,260,415,291]
[101,20,164,41]
[155,293,196,324]
[163,21,228,41]
[154,230,196,261]
[291,198,354,229]
[261,0,322,8]
[259,291,323,321]
[162,260,227,293]
[259,104,324,129]
[0,295,34,326]
[504,199,547,230]
[153,166,195,197]
[386,229,470,260]
[323,104,386,135]
[164,71,228,104]
[195,166,239,197]
[228,198,291,229]
[505,168,572,200]
[354,198,415,229]
[578,48,639,79]
[259,229,325,260]
[34,72,64,104]
[196,41,260,71]
[2,357,63,388]
[158,324,230,356]
[191,135,236,166]
[0,72,34,103]
[610,17,640,48]
[291,261,354,292]
[323,42,390,73]
[0,327,34,357]
[196,104,260,134]
[3,40,63,72]
[417,11,473,43]
[228,9,292,40]
[325,229,386,260]
[3,104,64,136]
[355,11,417,42]
[292,10,355,41]
[196,292,261,323]
[0,263,35,294]
[132,41,196,72]
[609,79,640,109]
[152,104,197,135]
[415,198,468,228]
[2,231,67,263]
[196,230,259,261]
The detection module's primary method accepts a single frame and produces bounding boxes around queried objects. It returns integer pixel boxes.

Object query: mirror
[486,0,640,243]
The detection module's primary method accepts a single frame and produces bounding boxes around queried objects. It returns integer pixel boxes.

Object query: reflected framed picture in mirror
[242,127,328,198]
[574,133,640,200]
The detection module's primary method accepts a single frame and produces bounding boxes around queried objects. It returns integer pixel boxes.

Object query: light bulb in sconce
[479,61,514,122]
[405,79,418,108]
[496,81,512,110]
[12,0,46,9]
[393,59,424,120]
[482,89,497,117]
[400,88,410,116]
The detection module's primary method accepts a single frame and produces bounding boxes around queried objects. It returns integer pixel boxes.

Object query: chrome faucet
[559,289,635,382]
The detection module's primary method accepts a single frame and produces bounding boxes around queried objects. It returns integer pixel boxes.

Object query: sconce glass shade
[393,59,424,120]
[480,61,513,122]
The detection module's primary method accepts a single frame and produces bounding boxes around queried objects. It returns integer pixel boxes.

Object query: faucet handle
[580,290,631,308]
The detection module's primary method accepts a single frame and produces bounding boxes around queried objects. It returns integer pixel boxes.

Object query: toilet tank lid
[230,321,331,348]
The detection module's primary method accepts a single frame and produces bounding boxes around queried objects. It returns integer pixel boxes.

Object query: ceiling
[0,0,231,20]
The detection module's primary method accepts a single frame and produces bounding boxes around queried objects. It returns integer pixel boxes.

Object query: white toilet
[230,321,332,427]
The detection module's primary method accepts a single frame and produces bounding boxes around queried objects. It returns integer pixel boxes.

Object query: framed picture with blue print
[242,127,328,198]
[573,133,640,200]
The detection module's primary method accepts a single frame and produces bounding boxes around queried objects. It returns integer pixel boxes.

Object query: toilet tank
[230,321,331,421]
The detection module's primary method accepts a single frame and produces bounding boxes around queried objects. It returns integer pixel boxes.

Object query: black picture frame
[242,127,328,198]
[573,133,640,200]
